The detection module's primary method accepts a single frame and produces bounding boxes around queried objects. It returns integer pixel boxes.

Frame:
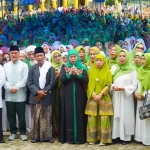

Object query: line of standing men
[0,45,56,143]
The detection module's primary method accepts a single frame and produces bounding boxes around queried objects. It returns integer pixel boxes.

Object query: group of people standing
[0,37,150,146]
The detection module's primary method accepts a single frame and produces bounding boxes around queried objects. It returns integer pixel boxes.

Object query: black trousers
[6,101,26,135]
[0,108,3,141]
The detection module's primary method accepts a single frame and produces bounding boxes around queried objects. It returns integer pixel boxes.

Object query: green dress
[85,54,113,144]
[85,85,113,143]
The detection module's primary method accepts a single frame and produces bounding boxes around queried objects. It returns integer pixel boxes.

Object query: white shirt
[3,60,28,102]
[0,65,5,108]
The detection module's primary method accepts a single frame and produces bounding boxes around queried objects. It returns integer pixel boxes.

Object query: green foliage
[105,0,115,6]
[118,0,123,3]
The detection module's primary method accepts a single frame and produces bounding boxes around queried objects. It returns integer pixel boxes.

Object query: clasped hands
[113,85,125,91]
[10,87,17,94]
[55,71,60,79]
[34,90,47,101]
[92,93,103,103]
[134,93,144,101]
[69,66,79,76]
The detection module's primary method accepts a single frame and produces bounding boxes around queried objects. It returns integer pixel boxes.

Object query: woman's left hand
[94,94,102,103]
[72,67,79,76]
[56,72,60,79]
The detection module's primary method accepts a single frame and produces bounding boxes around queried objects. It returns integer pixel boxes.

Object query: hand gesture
[37,90,47,97]
[34,95,42,101]
[10,87,17,94]
[134,93,144,101]
[72,66,79,76]
[113,86,124,91]
[69,68,73,75]
[56,71,60,79]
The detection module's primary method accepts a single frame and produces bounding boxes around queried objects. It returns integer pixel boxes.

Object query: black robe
[59,64,88,144]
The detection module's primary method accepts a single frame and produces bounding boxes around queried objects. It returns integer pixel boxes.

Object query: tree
[105,0,123,6]
[105,0,115,6]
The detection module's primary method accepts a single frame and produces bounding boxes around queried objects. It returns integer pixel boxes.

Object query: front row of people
[0,45,150,146]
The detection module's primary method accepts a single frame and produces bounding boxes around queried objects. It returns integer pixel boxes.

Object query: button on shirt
[3,60,28,102]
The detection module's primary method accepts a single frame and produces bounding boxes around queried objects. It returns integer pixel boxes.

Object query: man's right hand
[37,90,47,97]
[10,87,17,94]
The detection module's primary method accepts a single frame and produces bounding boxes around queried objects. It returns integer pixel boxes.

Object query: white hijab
[39,61,52,89]
[42,44,51,61]
[136,38,147,52]
[123,38,132,52]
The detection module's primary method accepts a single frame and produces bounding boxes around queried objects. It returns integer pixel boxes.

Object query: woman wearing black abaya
[59,50,88,144]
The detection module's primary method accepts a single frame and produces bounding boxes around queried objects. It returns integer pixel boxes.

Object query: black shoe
[136,141,142,144]
[0,140,5,143]
[122,141,130,145]
[112,138,121,144]
[31,139,40,143]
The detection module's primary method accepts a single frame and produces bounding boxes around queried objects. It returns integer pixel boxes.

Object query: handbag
[139,92,150,120]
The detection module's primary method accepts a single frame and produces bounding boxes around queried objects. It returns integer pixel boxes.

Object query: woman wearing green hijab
[85,54,113,145]
[75,46,87,64]
[130,43,145,63]
[133,52,143,70]
[147,48,150,53]
[59,50,88,144]
[107,45,122,69]
[86,47,100,71]
[32,37,40,47]
[61,35,69,45]
[50,50,63,138]
[111,49,137,145]
[99,31,108,46]
[134,53,150,146]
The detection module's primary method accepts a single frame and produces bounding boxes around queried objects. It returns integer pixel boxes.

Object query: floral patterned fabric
[85,85,113,144]
[30,104,52,142]
[87,115,112,144]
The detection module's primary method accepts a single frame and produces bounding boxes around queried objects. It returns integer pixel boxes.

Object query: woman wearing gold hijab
[86,47,100,71]
[85,54,113,145]
[75,46,87,64]
[107,44,122,69]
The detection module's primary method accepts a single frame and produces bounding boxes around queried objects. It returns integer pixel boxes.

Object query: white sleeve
[0,65,5,88]
[4,65,11,90]
[124,71,138,97]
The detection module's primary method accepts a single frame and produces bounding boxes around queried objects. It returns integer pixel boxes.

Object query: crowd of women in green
[38,40,150,146]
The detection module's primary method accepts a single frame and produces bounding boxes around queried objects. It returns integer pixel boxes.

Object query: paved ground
[0,133,150,150]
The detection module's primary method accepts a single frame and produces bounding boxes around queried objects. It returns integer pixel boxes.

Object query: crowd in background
[0,4,150,146]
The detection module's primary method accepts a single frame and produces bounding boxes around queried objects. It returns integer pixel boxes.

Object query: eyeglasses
[54,54,61,59]
[136,46,144,50]
[10,52,19,55]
